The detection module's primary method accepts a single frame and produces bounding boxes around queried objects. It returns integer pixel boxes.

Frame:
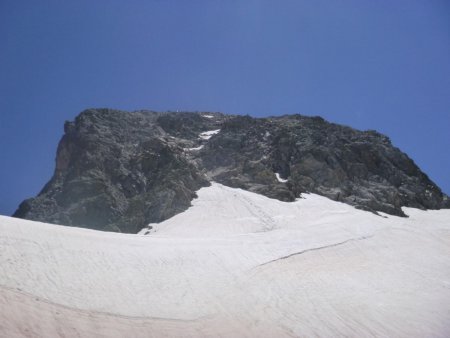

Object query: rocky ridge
[14,108,450,232]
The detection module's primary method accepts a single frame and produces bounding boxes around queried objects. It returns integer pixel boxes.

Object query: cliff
[14,108,450,232]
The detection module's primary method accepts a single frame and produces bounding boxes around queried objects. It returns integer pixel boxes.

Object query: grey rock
[13,109,450,232]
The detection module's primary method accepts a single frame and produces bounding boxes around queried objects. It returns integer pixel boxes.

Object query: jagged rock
[14,108,450,232]
[14,109,215,232]
[201,114,450,216]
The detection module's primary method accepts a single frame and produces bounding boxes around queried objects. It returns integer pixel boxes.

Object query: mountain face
[14,108,449,233]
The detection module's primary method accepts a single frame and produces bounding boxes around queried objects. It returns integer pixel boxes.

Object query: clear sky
[1,0,449,216]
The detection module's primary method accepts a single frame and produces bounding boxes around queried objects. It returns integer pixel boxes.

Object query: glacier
[1,183,450,337]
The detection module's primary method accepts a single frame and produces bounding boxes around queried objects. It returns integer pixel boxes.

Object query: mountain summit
[14,108,449,232]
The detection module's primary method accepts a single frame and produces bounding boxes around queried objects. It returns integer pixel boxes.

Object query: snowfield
[1,183,450,337]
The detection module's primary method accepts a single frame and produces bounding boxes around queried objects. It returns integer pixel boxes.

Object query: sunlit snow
[1,183,450,337]
[275,172,288,183]
[199,129,220,140]
[184,145,204,151]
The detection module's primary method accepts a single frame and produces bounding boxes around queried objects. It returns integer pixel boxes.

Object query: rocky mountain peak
[13,108,449,233]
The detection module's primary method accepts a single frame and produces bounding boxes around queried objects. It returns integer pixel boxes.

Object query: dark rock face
[13,109,217,233]
[14,109,450,232]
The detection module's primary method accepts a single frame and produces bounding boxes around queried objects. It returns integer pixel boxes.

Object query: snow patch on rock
[275,173,288,183]
[199,129,220,140]
[184,145,204,151]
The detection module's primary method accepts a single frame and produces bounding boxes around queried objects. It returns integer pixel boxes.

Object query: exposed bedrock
[14,109,450,232]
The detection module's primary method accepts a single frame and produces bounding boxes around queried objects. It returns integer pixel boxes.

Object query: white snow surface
[199,129,220,140]
[275,172,288,183]
[184,145,204,151]
[1,182,450,337]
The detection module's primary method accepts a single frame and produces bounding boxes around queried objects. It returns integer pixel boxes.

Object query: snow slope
[1,183,450,337]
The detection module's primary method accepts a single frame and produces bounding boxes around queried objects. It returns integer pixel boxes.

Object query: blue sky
[1,0,449,216]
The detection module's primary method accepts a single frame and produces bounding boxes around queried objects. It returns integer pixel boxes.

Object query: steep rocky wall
[13,109,449,232]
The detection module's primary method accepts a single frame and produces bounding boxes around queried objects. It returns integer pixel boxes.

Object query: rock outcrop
[14,108,450,232]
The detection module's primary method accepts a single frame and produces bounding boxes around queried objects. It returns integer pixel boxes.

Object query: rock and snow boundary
[1,183,450,337]
[199,129,220,140]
